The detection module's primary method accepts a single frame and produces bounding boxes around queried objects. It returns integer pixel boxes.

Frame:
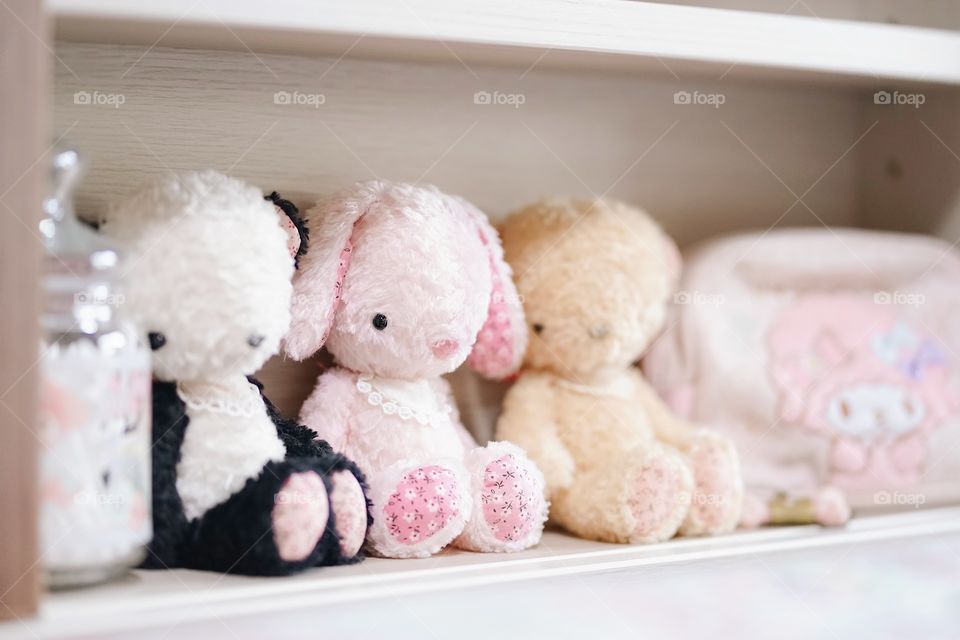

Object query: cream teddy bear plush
[495,197,743,543]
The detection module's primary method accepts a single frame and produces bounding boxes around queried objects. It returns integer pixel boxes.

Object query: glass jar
[37,147,152,588]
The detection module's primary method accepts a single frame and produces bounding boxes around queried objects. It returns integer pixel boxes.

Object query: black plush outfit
[143,377,370,576]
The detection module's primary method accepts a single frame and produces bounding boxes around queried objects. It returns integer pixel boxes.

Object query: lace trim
[177,381,262,418]
[355,375,452,428]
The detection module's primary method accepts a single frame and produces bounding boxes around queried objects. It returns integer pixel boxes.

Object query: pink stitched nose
[431,339,460,359]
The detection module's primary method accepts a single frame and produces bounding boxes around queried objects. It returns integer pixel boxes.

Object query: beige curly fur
[496,197,743,543]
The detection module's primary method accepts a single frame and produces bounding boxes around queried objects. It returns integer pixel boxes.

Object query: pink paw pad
[629,458,684,538]
[384,466,460,545]
[481,455,540,542]
[815,487,851,526]
[273,471,329,562]
[689,442,737,530]
[330,471,367,558]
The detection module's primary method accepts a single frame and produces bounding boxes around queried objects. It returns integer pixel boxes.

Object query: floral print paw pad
[384,466,460,545]
[481,455,539,542]
[629,457,684,538]
[688,440,737,531]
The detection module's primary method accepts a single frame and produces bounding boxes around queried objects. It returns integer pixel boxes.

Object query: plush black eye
[247,334,265,348]
[372,313,388,330]
[532,323,544,335]
[148,331,167,351]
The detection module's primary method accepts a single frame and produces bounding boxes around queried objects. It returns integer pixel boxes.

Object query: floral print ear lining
[273,205,302,259]
[467,230,515,378]
[319,239,353,345]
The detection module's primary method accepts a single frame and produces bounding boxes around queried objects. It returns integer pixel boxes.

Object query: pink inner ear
[274,205,302,259]
[320,238,353,344]
[467,229,515,376]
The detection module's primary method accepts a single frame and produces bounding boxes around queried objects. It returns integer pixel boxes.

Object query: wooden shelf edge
[5,506,959,638]
[48,0,960,87]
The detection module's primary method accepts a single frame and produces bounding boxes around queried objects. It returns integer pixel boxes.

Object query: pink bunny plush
[285,181,548,558]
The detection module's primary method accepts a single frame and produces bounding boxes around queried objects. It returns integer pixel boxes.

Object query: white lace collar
[177,379,263,418]
[355,374,452,428]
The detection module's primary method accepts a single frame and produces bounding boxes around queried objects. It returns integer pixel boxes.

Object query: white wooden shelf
[50,0,960,87]
[4,506,959,638]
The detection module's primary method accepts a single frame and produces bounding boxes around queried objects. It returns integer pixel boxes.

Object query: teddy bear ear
[660,229,683,287]
[265,191,308,267]
[449,196,528,380]
[283,181,385,361]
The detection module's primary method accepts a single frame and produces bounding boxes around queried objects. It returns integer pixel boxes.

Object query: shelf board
[50,0,960,87]
[4,506,959,638]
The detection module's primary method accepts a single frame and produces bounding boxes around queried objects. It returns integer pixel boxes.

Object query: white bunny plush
[284,180,548,558]
[103,172,370,575]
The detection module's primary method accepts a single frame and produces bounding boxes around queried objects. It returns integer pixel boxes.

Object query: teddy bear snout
[247,333,266,348]
[588,324,611,340]
[430,338,460,359]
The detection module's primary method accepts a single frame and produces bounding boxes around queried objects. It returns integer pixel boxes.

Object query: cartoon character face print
[826,382,925,439]
[767,295,959,488]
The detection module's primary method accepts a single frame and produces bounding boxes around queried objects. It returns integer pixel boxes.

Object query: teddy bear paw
[627,453,692,543]
[273,471,330,562]
[680,435,742,536]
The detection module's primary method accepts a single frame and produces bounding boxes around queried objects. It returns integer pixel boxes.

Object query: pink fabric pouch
[644,228,960,519]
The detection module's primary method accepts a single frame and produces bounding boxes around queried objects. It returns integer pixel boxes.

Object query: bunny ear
[451,196,528,380]
[265,191,308,266]
[283,181,385,361]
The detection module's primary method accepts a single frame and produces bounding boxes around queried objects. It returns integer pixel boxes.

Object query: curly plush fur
[104,171,371,575]
[495,197,744,543]
[285,181,548,558]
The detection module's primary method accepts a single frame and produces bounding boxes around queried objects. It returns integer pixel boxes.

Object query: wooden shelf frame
[0,0,47,622]
[50,0,960,86]
[3,507,958,638]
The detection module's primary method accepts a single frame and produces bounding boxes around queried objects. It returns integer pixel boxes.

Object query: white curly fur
[103,171,293,382]
[102,171,294,519]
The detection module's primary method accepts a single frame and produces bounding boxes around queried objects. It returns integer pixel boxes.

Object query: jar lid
[40,146,127,333]
[41,146,123,287]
